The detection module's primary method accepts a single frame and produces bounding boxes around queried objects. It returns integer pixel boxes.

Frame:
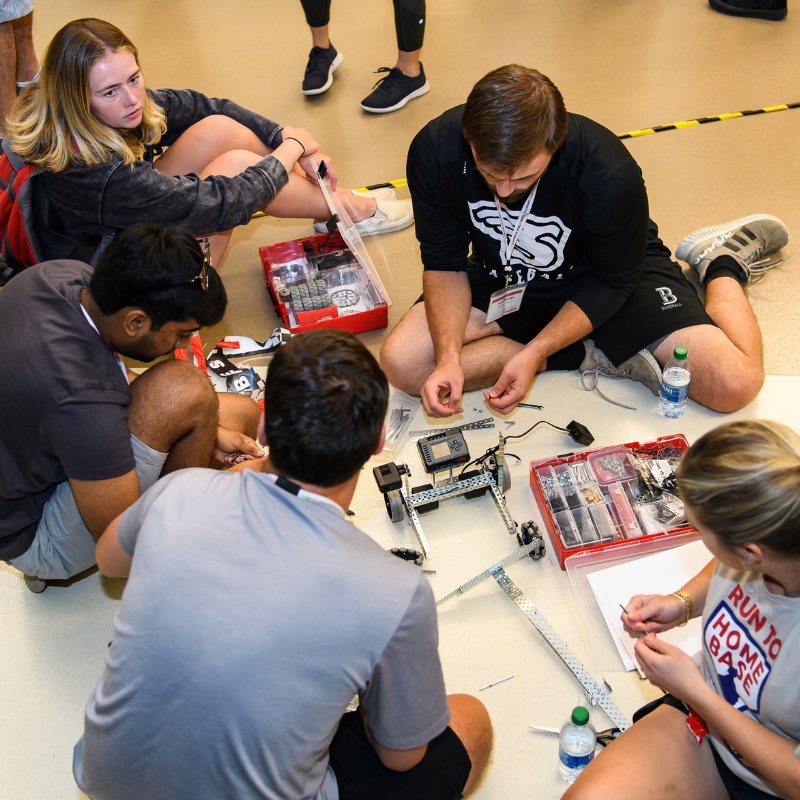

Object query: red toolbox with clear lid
[260,230,389,335]
[260,156,392,335]
[529,434,694,569]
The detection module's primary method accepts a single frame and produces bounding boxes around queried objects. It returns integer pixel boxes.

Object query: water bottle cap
[673,346,688,360]
[571,707,589,726]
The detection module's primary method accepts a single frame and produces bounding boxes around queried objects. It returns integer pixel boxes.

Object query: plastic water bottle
[558,706,597,783]
[659,346,691,419]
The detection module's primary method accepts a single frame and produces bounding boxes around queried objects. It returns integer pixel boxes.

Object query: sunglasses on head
[170,237,210,292]
[126,238,211,308]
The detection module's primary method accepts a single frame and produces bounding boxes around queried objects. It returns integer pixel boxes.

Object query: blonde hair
[677,420,800,556]
[6,18,166,172]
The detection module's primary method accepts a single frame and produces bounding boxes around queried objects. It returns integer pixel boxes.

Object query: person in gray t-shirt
[75,329,493,800]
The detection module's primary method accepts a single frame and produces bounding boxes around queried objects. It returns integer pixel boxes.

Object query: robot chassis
[373,426,545,562]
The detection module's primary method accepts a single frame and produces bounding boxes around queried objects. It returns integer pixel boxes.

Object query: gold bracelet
[672,590,693,627]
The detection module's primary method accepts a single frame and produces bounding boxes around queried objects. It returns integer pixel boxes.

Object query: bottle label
[559,747,594,770]
[660,383,689,403]
[660,368,690,404]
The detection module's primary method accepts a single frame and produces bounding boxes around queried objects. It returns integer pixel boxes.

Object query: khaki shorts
[6,436,167,580]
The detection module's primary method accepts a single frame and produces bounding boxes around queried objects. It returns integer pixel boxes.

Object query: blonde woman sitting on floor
[6,18,412,267]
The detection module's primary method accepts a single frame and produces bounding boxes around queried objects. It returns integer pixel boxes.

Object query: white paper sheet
[586,540,714,674]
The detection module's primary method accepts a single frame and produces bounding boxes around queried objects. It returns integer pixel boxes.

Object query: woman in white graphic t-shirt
[566,419,800,800]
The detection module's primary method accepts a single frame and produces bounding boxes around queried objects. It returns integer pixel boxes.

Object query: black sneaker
[302,45,343,96]
[360,63,430,114]
[709,0,787,19]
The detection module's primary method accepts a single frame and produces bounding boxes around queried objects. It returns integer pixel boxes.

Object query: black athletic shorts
[328,711,472,800]
[417,226,715,371]
[634,695,778,800]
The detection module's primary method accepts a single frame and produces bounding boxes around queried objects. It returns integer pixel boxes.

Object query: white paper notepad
[585,540,713,674]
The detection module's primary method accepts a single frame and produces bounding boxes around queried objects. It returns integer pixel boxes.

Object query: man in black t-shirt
[0,223,264,591]
[380,65,788,416]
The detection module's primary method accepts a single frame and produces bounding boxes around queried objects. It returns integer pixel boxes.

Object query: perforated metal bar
[407,473,493,506]
[496,433,506,494]
[408,420,495,439]
[488,480,518,536]
[435,543,538,606]
[401,470,432,559]
[493,569,631,731]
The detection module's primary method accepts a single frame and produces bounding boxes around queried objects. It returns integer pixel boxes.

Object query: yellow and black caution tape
[251,103,799,217]
[617,101,800,139]
[356,178,408,191]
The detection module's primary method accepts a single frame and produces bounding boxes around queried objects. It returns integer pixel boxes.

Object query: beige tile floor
[2,1,799,798]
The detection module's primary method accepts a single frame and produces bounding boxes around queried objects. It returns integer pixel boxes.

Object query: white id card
[485,282,527,324]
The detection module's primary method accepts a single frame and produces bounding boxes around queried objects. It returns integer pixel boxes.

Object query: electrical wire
[458,420,569,476]
[503,419,571,441]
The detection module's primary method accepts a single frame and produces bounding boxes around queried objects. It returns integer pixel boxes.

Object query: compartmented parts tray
[530,435,693,568]
[260,232,389,335]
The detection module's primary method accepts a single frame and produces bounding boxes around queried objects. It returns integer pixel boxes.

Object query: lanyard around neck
[493,179,541,272]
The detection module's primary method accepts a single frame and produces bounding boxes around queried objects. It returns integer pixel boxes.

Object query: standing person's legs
[329,694,492,799]
[0,6,37,135]
[11,10,37,82]
[0,21,16,135]
[299,0,333,45]
[393,0,425,77]
[360,0,429,113]
[298,0,344,96]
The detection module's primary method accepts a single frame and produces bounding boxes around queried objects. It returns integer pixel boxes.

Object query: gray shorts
[0,0,34,23]
[6,436,168,580]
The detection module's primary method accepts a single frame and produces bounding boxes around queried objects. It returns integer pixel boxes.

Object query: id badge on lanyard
[484,182,539,325]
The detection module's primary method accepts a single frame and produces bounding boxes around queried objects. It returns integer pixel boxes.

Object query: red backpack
[0,141,43,285]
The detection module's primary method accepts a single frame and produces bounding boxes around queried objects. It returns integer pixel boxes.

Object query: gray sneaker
[24,574,47,593]
[675,214,789,286]
[580,340,663,410]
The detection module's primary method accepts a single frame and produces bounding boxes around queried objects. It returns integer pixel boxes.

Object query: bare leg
[654,277,764,412]
[126,360,219,474]
[153,116,377,265]
[0,22,15,136]
[218,392,261,440]
[11,12,37,81]
[310,24,331,48]
[563,704,729,800]
[380,302,528,396]
[446,694,493,796]
[395,48,421,77]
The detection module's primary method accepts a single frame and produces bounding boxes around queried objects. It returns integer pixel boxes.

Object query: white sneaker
[354,198,414,236]
[314,198,414,236]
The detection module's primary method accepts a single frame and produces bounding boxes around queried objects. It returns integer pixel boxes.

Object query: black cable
[458,420,570,477]
[504,419,571,441]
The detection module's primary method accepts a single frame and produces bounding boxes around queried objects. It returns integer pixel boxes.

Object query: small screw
[423,569,436,575]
